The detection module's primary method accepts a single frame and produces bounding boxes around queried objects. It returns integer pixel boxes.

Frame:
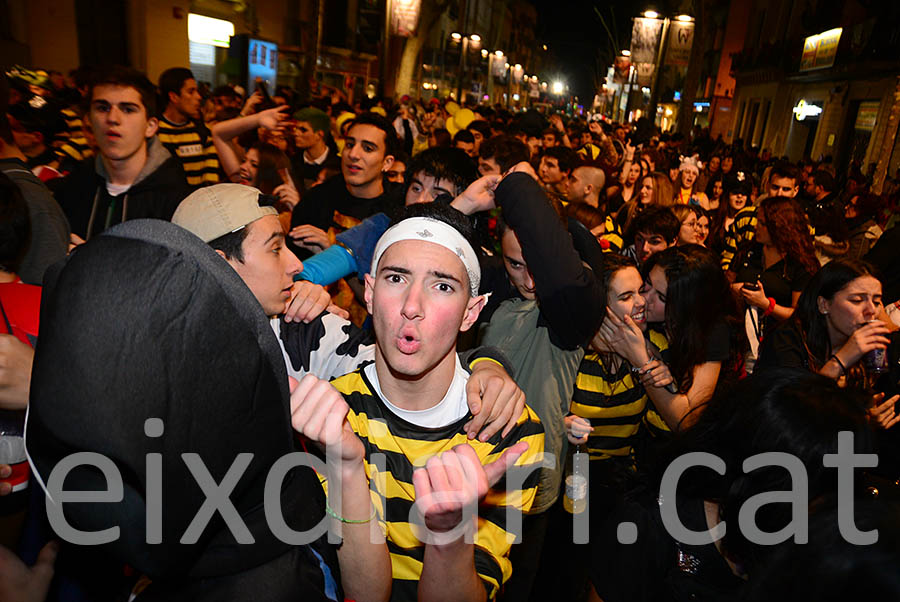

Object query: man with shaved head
[565,164,607,210]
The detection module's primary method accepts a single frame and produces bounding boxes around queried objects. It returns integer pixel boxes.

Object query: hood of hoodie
[27,219,325,579]
[94,135,174,189]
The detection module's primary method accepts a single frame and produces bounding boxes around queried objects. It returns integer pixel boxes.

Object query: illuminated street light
[531,75,538,83]
[676,14,693,21]
[552,81,564,95]
[514,63,522,70]
[542,44,548,51]
[495,50,504,58]
[621,49,631,57]
[470,34,481,42]
[481,49,488,58]
[451,32,462,40]
[643,10,659,18]
[504,62,510,69]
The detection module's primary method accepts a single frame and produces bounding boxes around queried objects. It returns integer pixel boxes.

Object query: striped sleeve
[721,206,757,270]
[642,329,674,438]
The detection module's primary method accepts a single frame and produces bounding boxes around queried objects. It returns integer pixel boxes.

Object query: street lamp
[552,81,564,95]
[640,10,692,124]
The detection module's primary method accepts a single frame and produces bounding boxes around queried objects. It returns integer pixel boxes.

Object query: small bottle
[0,410,29,515]
[563,445,587,514]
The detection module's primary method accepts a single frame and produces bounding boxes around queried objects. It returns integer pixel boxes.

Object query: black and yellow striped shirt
[330,368,545,601]
[642,328,673,439]
[570,353,647,461]
[54,107,94,165]
[157,117,220,187]
[599,215,624,253]
[721,206,757,270]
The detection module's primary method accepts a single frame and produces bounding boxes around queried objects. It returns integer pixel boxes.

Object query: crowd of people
[1,62,900,601]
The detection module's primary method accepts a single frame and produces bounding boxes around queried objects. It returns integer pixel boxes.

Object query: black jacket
[28,220,337,600]
[53,137,191,239]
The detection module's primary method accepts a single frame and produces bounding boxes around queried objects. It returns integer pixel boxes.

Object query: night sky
[533,0,639,104]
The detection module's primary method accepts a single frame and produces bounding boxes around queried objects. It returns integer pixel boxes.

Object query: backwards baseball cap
[292,107,330,134]
[172,183,277,242]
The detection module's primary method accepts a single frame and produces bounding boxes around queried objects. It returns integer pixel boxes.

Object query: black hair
[542,145,577,173]
[643,244,742,393]
[0,76,11,145]
[631,205,680,242]
[811,170,836,192]
[158,67,195,113]
[478,135,530,172]
[769,161,800,187]
[88,66,158,118]
[467,120,490,138]
[7,102,66,143]
[211,85,239,100]
[792,258,880,376]
[430,128,451,147]
[745,498,900,600]
[345,112,400,159]
[208,193,278,263]
[0,172,31,273]
[654,368,872,576]
[595,253,639,329]
[452,129,475,145]
[406,147,478,197]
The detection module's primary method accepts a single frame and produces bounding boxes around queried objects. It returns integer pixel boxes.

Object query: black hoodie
[27,220,337,600]
[53,136,191,239]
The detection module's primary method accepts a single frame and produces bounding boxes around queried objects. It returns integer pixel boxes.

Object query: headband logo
[417,229,433,238]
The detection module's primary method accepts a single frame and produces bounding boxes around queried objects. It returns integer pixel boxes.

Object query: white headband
[371,217,481,296]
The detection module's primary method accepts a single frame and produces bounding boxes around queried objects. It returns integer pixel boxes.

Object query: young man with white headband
[172,183,527,441]
[290,202,544,601]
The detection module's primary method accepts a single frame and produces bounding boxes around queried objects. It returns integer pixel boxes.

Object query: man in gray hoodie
[54,66,190,240]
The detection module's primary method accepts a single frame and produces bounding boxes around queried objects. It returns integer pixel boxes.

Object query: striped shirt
[570,353,647,461]
[54,108,94,165]
[641,328,673,439]
[330,367,545,601]
[720,206,757,270]
[599,215,624,253]
[157,117,220,187]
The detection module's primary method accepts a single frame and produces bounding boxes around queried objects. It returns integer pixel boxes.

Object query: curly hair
[758,196,819,275]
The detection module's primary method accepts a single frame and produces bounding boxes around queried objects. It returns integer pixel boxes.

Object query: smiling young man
[290,203,544,601]
[55,66,190,240]
[290,112,402,238]
[156,67,220,188]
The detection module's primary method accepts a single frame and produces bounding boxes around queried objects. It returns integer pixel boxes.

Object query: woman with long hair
[704,172,724,212]
[601,245,743,434]
[671,205,703,246]
[608,144,644,211]
[729,196,818,330]
[212,106,300,213]
[709,173,750,253]
[617,171,675,238]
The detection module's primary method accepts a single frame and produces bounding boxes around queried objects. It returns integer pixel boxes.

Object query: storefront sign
[800,28,842,72]
[390,0,421,37]
[793,99,823,121]
[630,18,664,64]
[666,21,695,67]
[854,101,880,131]
[188,14,234,48]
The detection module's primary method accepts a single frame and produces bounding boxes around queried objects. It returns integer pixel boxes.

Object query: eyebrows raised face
[379,264,463,285]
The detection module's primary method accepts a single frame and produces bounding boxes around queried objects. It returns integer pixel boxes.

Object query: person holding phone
[727,196,819,363]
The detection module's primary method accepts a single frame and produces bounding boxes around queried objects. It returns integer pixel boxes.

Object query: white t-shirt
[364,356,470,428]
[106,182,130,196]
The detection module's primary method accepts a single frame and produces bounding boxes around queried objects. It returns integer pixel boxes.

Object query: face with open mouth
[365,239,481,382]
[607,266,647,332]
[238,147,260,186]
